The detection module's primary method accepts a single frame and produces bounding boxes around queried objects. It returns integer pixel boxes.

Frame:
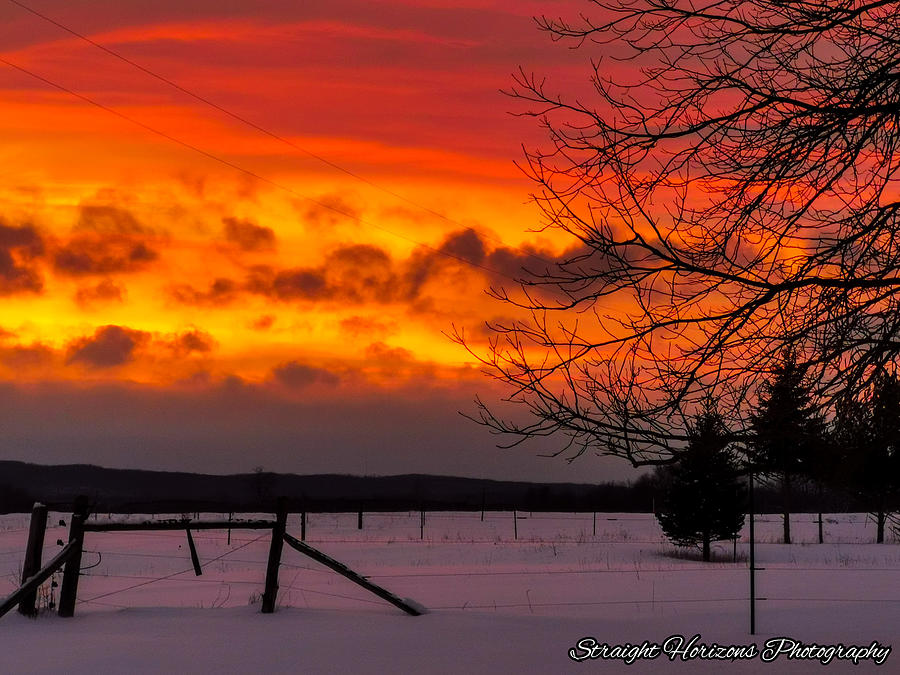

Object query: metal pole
[749,470,756,635]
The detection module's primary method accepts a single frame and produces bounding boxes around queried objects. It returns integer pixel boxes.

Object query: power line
[0,56,519,283]
[5,0,554,268]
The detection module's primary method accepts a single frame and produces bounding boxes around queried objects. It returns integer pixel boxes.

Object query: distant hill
[0,461,858,514]
[0,460,654,514]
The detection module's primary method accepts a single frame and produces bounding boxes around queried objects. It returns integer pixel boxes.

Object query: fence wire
[2,510,898,619]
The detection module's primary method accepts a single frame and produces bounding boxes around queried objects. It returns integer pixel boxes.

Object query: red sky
[0,0,637,482]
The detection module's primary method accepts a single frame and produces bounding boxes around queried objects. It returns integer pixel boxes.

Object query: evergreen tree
[656,407,746,561]
[832,372,900,543]
[749,352,824,544]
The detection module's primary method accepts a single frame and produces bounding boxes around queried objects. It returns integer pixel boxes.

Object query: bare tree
[457,0,900,466]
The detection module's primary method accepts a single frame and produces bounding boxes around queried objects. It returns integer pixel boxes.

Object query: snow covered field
[1,511,897,673]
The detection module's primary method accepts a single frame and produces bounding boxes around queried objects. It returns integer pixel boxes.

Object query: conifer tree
[750,352,824,544]
[833,372,900,542]
[656,407,745,561]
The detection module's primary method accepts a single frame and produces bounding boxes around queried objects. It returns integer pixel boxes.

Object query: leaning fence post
[58,496,88,618]
[261,498,287,613]
[18,502,48,616]
[185,528,202,576]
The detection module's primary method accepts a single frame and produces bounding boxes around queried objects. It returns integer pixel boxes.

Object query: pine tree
[749,351,824,544]
[833,372,900,543]
[656,407,746,562]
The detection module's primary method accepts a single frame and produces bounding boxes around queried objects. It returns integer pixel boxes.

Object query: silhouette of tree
[832,371,900,542]
[749,352,824,544]
[656,406,745,561]
[457,0,900,467]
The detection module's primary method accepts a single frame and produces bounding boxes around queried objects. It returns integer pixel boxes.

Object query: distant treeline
[0,460,865,515]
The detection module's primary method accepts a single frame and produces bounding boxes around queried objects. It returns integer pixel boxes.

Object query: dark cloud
[423,227,556,282]
[251,315,276,331]
[272,269,330,299]
[171,329,217,355]
[54,235,159,276]
[272,361,341,388]
[303,193,361,229]
[365,341,414,363]
[222,217,276,251]
[245,244,397,303]
[0,221,44,256]
[0,249,43,294]
[0,220,44,295]
[245,265,331,301]
[329,243,391,268]
[484,245,555,280]
[400,228,591,304]
[169,277,239,306]
[339,315,394,339]
[65,325,149,369]
[325,244,396,302]
[439,228,487,264]
[74,278,126,307]
[75,204,150,234]
[169,230,579,311]
[0,343,53,370]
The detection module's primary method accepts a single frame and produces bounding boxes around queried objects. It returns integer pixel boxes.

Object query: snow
[0,511,897,673]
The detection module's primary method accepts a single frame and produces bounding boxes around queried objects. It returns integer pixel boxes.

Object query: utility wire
[0,56,519,283]
[5,0,554,268]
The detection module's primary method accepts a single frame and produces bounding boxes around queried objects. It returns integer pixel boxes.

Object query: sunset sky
[0,0,636,482]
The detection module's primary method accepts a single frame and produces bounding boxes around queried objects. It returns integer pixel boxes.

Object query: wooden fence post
[18,502,48,616]
[185,528,202,576]
[513,510,518,540]
[301,511,306,541]
[357,510,363,530]
[261,498,287,613]
[58,496,88,618]
[282,533,424,616]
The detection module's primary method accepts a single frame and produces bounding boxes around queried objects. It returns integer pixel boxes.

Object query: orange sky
[0,0,645,482]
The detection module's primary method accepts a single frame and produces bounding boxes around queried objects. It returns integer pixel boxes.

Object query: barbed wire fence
[1,510,898,625]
